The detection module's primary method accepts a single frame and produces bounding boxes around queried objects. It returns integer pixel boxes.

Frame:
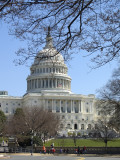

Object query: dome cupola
[26,29,71,94]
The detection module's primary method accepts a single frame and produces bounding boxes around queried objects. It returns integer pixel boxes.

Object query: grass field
[44,138,120,147]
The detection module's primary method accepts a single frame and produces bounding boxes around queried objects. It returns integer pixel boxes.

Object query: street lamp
[31,130,33,156]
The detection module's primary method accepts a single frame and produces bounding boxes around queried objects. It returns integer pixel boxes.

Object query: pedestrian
[63,148,66,153]
[43,145,46,154]
[52,148,55,154]
[60,148,62,154]
[66,148,69,154]
[77,146,80,155]
[75,148,78,154]
[82,146,86,154]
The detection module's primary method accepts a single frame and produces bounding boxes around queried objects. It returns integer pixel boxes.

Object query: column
[44,79,46,88]
[63,79,64,89]
[55,78,57,88]
[73,100,74,113]
[52,99,54,112]
[90,102,92,113]
[40,79,42,88]
[47,99,48,110]
[52,79,53,88]
[81,100,84,113]
[37,79,38,88]
[71,100,73,113]
[30,80,31,89]
[65,101,67,113]
[79,100,81,113]
[48,78,50,88]
[27,81,29,90]
[60,100,61,113]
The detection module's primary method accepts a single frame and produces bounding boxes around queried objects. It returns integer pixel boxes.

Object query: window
[60,124,63,129]
[86,108,89,113]
[48,106,52,112]
[67,107,71,113]
[53,68,55,72]
[43,68,45,73]
[0,103,1,107]
[46,68,48,73]
[61,107,64,113]
[75,107,78,113]
[12,109,15,114]
[6,107,8,113]
[37,69,39,73]
[98,111,101,115]
[56,106,60,112]
[81,124,84,130]
[88,124,91,130]
[74,124,78,129]
[62,115,65,119]
[67,124,71,129]
[40,68,42,73]
[35,79,37,88]
[95,124,98,129]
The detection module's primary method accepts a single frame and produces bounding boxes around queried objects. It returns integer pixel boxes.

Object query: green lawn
[45,138,120,147]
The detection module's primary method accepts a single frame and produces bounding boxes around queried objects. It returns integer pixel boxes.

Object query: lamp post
[31,130,33,156]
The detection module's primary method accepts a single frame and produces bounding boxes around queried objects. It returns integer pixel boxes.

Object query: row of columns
[31,67,67,75]
[66,123,92,130]
[45,100,82,113]
[27,78,71,90]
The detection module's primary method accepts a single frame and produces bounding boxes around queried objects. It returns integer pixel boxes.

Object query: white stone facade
[0,31,100,136]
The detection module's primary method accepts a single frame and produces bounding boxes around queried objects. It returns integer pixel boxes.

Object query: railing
[0,146,120,154]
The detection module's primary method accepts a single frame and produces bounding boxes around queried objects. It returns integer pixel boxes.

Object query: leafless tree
[97,67,120,132]
[0,110,6,136]
[93,112,117,147]
[0,0,119,68]
[6,107,60,139]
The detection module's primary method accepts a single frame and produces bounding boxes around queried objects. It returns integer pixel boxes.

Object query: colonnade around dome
[27,78,71,92]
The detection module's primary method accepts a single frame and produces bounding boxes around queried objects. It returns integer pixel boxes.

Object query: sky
[0,22,118,97]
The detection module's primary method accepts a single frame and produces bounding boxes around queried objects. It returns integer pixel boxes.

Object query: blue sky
[0,22,117,97]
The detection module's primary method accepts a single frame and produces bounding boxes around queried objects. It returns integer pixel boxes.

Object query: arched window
[74,124,77,130]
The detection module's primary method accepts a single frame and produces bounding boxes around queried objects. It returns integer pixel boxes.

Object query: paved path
[0,153,120,160]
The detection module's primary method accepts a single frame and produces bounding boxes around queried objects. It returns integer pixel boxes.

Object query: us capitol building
[0,31,100,136]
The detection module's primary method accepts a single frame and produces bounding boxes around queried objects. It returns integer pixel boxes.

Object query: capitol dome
[26,29,71,94]
[34,30,64,65]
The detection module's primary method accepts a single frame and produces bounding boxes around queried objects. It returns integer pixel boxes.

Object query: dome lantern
[44,26,53,49]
